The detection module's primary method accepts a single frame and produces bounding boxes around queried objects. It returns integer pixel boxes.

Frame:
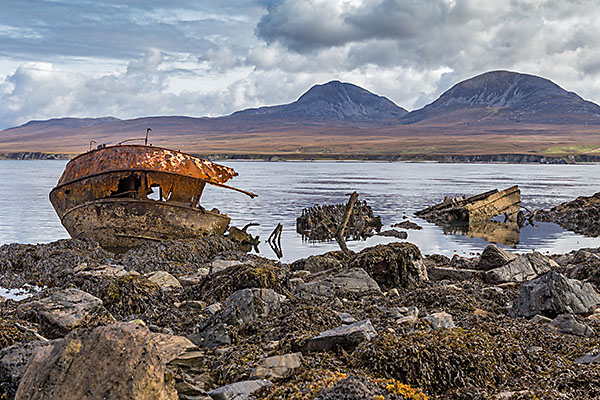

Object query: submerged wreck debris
[535,192,600,237]
[267,223,284,259]
[296,195,382,241]
[416,185,521,225]
[416,186,522,246]
[49,134,256,252]
[227,223,260,253]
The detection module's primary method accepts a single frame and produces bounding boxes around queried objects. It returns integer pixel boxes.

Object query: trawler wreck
[49,132,256,252]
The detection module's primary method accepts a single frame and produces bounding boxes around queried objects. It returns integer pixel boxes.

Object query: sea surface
[1,160,599,262]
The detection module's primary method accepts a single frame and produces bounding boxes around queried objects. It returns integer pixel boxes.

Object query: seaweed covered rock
[291,251,350,274]
[354,330,514,396]
[313,376,380,400]
[0,239,114,288]
[296,200,382,241]
[536,192,600,237]
[1,340,51,400]
[0,318,30,350]
[510,271,600,318]
[102,274,175,322]
[187,257,290,304]
[349,243,428,289]
[14,322,189,400]
[17,288,115,339]
[118,237,242,275]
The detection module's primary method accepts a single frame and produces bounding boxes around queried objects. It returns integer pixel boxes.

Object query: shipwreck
[415,186,522,246]
[49,132,256,252]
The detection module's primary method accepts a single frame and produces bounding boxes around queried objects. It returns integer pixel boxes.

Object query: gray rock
[210,260,244,275]
[304,319,377,352]
[549,313,595,337]
[207,379,272,400]
[574,351,600,364]
[251,352,303,380]
[511,271,600,318]
[337,312,356,324]
[477,244,517,271]
[204,303,222,315]
[529,314,552,324]
[427,267,484,281]
[17,288,115,338]
[485,252,556,284]
[146,271,182,290]
[424,311,455,329]
[293,268,381,299]
[192,289,286,348]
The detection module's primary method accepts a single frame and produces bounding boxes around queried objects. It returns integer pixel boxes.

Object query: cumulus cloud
[2,0,600,129]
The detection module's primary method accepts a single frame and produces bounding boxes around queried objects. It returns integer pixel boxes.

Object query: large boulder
[477,244,517,271]
[348,243,428,289]
[17,288,115,338]
[484,252,557,284]
[510,271,600,318]
[15,322,193,400]
[293,268,381,299]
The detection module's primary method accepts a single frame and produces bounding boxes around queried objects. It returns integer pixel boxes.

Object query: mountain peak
[232,81,407,121]
[402,70,600,124]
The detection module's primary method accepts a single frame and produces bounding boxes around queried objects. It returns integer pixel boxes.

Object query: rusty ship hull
[50,143,254,252]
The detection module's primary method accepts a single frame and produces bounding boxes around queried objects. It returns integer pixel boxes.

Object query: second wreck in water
[49,137,256,252]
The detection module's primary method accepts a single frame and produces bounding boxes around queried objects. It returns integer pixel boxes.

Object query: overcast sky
[1,0,599,129]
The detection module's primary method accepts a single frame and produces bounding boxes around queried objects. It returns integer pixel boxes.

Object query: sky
[1,0,600,129]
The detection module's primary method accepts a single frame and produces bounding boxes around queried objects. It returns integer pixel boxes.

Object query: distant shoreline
[3,151,600,164]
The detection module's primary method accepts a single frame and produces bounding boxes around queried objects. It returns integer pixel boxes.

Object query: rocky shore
[1,235,599,400]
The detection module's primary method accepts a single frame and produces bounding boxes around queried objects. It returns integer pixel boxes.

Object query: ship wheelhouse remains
[50,136,256,252]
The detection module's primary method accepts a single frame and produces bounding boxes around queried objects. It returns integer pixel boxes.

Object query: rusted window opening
[110,175,141,198]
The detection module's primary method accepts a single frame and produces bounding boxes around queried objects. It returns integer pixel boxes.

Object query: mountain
[402,71,600,125]
[5,116,121,132]
[2,73,600,158]
[232,80,407,121]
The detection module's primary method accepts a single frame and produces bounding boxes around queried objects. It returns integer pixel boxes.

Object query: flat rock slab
[17,288,115,338]
[293,268,381,298]
[575,352,600,365]
[304,319,377,352]
[207,379,272,400]
[511,270,600,318]
[252,352,303,380]
[427,267,484,281]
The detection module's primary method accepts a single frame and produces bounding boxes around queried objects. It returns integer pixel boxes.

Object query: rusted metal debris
[416,186,521,224]
[50,139,256,252]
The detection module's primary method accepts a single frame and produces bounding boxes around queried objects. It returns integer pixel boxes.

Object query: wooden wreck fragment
[416,186,521,224]
[336,192,359,254]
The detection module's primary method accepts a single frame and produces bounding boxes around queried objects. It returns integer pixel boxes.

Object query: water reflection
[435,220,521,247]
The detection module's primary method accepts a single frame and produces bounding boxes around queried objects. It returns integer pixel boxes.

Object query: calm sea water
[1,160,599,262]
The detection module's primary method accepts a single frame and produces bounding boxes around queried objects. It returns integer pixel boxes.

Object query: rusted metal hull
[50,144,255,252]
[60,198,230,252]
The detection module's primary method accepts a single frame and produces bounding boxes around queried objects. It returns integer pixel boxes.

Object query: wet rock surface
[2,237,600,399]
[536,191,600,237]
